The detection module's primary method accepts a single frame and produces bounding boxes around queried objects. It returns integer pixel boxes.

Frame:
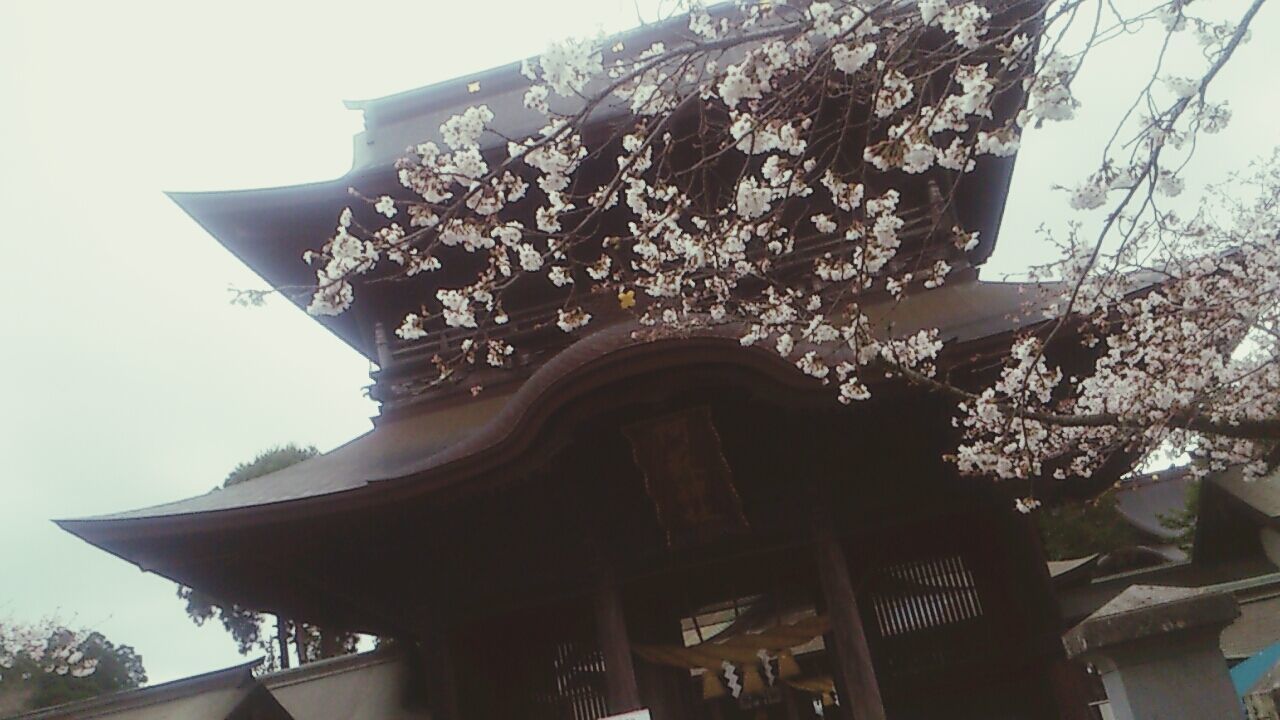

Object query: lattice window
[868,555,983,638]
[459,605,609,720]
[546,640,610,720]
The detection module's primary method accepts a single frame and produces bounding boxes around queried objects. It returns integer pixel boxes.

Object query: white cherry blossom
[292,0,1275,508]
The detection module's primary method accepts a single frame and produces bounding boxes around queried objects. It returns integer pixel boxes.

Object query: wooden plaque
[624,406,748,548]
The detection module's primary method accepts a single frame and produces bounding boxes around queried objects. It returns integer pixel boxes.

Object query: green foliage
[223,444,318,487]
[294,624,359,664]
[1036,488,1144,561]
[176,586,263,655]
[1158,480,1201,553]
[0,630,146,713]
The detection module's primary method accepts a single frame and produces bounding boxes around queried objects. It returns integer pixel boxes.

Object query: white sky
[0,0,1275,686]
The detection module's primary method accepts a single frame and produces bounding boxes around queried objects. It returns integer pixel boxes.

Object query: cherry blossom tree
[1,619,104,682]
[292,0,1274,509]
[1,621,146,712]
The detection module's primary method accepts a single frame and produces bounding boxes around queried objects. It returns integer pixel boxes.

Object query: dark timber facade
[60,11,1096,720]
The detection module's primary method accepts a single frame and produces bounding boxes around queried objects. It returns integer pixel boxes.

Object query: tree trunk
[294,621,309,665]
[276,615,291,669]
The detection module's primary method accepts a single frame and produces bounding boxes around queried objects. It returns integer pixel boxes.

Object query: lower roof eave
[59,278,1089,554]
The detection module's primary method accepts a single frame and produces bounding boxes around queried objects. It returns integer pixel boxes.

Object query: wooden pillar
[421,620,461,720]
[812,507,887,720]
[595,562,642,713]
[783,687,804,720]
[631,589,695,720]
[1011,511,1086,720]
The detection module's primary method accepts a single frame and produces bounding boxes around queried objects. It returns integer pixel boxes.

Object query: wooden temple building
[58,12,1109,720]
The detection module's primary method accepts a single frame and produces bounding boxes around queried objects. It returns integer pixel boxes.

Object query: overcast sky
[1,0,1275,687]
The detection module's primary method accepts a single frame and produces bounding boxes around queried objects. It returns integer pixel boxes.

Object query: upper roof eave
[167,0,1025,363]
[167,178,380,360]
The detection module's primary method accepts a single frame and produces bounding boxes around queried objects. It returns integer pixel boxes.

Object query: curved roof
[167,4,1020,364]
[55,276,1081,635]
[1114,469,1196,541]
[1212,464,1280,522]
[164,13,706,363]
[59,277,1051,539]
